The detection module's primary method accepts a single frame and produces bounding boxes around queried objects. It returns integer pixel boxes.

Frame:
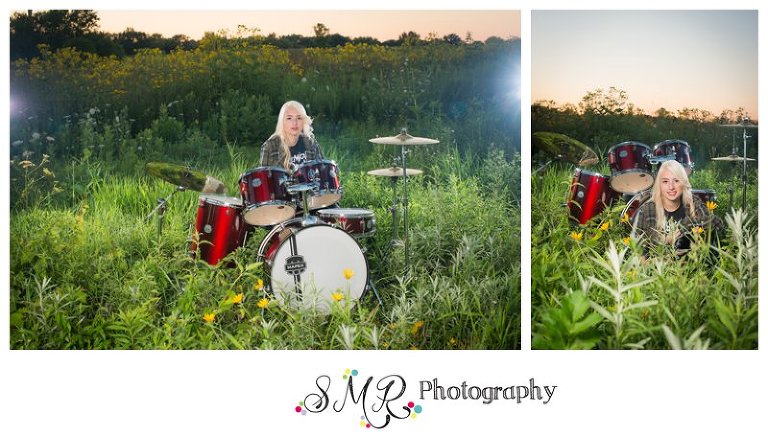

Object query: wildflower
[448,337,458,347]
[620,213,630,224]
[331,292,345,302]
[45,136,55,142]
[254,278,264,291]
[12,140,23,146]
[692,226,704,235]
[570,231,583,241]
[257,298,269,309]
[230,293,244,304]
[622,237,631,245]
[52,186,64,194]
[410,320,424,335]
[43,168,54,178]
[599,221,610,231]
[203,312,216,323]
[31,132,40,140]
[20,160,34,169]
[343,268,354,280]
[706,201,717,212]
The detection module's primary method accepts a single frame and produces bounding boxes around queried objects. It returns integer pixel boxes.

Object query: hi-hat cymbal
[711,154,756,162]
[145,162,227,194]
[719,123,759,129]
[367,167,424,177]
[369,129,440,146]
[532,131,598,167]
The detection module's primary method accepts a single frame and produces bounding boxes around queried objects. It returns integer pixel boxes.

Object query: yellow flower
[230,293,244,304]
[343,268,354,280]
[254,278,264,291]
[20,160,34,169]
[331,292,345,302]
[257,298,269,309]
[43,168,54,178]
[203,312,216,323]
[570,231,583,241]
[692,226,704,235]
[448,337,458,347]
[622,237,631,245]
[599,221,610,231]
[410,320,424,335]
[706,201,717,212]
[620,213,630,224]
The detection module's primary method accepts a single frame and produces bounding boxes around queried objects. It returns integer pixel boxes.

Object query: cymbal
[369,129,440,146]
[711,154,756,162]
[719,123,759,129]
[532,131,598,167]
[367,167,424,177]
[145,162,227,194]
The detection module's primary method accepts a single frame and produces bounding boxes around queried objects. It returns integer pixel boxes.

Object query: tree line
[10,10,507,60]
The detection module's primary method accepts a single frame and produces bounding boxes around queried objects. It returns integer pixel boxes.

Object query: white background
[3,1,766,435]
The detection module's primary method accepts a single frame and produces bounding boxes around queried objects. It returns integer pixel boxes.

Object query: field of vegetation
[531,96,758,349]
[9,37,521,350]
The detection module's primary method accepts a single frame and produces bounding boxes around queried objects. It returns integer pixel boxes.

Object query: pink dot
[366,424,371,428]
[408,401,415,408]
[295,406,302,413]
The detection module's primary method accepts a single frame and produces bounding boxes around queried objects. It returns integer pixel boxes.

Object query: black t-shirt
[664,204,686,222]
[289,136,308,167]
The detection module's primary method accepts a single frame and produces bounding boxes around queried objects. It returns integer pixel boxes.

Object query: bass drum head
[269,224,368,314]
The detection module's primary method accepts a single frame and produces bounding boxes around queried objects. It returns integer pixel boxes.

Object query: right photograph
[531,10,758,350]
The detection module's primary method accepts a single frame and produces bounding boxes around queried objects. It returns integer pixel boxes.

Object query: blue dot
[351,369,358,376]
[414,405,423,413]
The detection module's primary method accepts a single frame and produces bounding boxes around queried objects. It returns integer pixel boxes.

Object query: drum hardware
[287,182,319,226]
[532,131,599,169]
[292,159,343,210]
[145,162,228,239]
[367,166,424,246]
[718,117,758,210]
[370,129,439,274]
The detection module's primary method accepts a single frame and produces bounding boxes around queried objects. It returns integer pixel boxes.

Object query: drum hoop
[239,166,290,180]
[609,141,650,152]
[317,208,374,219]
[244,199,296,209]
[201,196,243,208]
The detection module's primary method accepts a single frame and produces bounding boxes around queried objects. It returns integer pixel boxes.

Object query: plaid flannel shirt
[259,134,323,169]
[633,196,722,246]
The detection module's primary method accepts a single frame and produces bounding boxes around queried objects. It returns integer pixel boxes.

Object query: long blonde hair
[270,100,315,168]
[650,160,696,231]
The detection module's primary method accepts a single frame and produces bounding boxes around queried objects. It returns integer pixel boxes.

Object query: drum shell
[316,208,376,238]
[567,169,618,225]
[238,167,295,226]
[292,159,343,209]
[191,195,250,266]
[606,141,653,193]
[653,140,694,175]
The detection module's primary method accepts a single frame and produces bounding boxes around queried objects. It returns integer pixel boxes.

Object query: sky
[95,10,521,42]
[532,10,758,118]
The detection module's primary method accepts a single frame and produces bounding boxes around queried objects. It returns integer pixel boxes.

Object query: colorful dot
[301,410,307,416]
[345,369,351,374]
[411,413,417,419]
[414,405,423,413]
[361,416,365,420]
[366,423,371,428]
[407,401,414,408]
[351,369,358,376]
[343,374,348,380]
[299,401,304,406]
[360,421,366,427]
[295,406,302,413]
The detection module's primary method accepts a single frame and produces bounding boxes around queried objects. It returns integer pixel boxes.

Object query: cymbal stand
[388,176,400,245]
[740,121,751,211]
[145,186,185,239]
[533,154,561,176]
[399,132,412,274]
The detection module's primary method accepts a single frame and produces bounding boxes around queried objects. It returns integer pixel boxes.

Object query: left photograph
[9,10,521,349]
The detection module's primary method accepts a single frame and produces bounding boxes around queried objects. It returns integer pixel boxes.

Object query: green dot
[343,374,348,380]
[299,401,304,406]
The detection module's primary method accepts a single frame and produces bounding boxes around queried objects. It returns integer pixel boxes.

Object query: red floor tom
[567,168,619,225]
[190,195,250,266]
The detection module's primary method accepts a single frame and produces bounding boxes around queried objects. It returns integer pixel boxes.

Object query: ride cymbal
[532,131,598,167]
[145,162,227,194]
[711,155,756,162]
[719,123,759,129]
[367,167,424,177]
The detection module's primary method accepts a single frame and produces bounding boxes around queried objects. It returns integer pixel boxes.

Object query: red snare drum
[653,139,694,175]
[190,195,250,266]
[293,159,342,209]
[567,168,619,225]
[607,142,653,193]
[238,167,295,226]
[316,208,376,238]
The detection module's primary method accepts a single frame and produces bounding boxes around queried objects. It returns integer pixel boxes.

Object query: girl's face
[283,106,304,138]
[658,168,683,203]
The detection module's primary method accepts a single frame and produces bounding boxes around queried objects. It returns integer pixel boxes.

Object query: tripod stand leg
[366,279,385,311]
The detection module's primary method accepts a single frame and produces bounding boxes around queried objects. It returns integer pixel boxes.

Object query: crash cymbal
[369,129,440,146]
[145,162,227,194]
[711,154,756,162]
[367,167,424,177]
[532,131,598,167]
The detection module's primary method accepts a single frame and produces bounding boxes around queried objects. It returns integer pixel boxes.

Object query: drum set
[145,129,439,313]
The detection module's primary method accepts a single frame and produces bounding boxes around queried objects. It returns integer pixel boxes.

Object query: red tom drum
[653,139,694,175]
[292,159,342,209]
[607,141,653,193]
[238,167,295,226]
[316,208,376,238]
[190,195,250,266]
[567,168,619,225]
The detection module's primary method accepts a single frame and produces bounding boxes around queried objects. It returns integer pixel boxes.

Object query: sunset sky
[95,10,521,42]
[532,10,758,118]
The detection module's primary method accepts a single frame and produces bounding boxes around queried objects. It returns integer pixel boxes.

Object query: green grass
[531,165,758,349]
